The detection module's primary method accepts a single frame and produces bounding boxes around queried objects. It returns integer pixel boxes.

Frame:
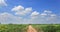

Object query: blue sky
[0,0,60,15]
[0,0,60,24]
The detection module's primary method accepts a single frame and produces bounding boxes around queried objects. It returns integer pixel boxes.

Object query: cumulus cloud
[12,5,24,12]
[0,0,7,6]
[44,10,52,13]
[0,12,23,24]
[0,11,60,24]
[0,5,60,24]
[40,10,56,17]
[40,13,47,16]
[50,14,56,17]
[29,10,59,24]
[12,5,32,16]
[31,11,39,16]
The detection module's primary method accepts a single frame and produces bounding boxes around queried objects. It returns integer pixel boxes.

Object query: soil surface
[27,25,37,32]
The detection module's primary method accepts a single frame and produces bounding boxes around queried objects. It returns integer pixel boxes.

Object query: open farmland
[0,24,60,32]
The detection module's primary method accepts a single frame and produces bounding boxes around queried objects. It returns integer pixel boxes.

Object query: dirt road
[27,25,37,32]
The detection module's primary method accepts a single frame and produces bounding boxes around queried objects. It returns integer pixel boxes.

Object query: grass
[0,24,60,32]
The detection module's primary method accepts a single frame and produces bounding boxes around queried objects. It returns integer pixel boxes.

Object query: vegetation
[0,24,60,32]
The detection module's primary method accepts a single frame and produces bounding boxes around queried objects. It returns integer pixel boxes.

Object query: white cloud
[40,10,56,17]
[44,10,52,13]
[12,5,24,12]
[25,7,32,13]
[0,11,60,24]
[15,7,32,16]
[12,5,32,16]
[0,5,60,24]
[30,11,40,19]
[40,13,47,16]
[50,14,56,17]
[0,0,7,6]
[31,11,39,16]
[0,12,23,24]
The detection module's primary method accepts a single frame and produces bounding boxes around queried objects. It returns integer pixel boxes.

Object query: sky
[0,0,60,24]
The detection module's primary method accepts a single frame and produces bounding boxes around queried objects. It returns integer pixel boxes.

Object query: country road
[27,25,37,32]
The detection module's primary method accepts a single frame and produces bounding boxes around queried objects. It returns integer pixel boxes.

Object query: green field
[0,24,60,32]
